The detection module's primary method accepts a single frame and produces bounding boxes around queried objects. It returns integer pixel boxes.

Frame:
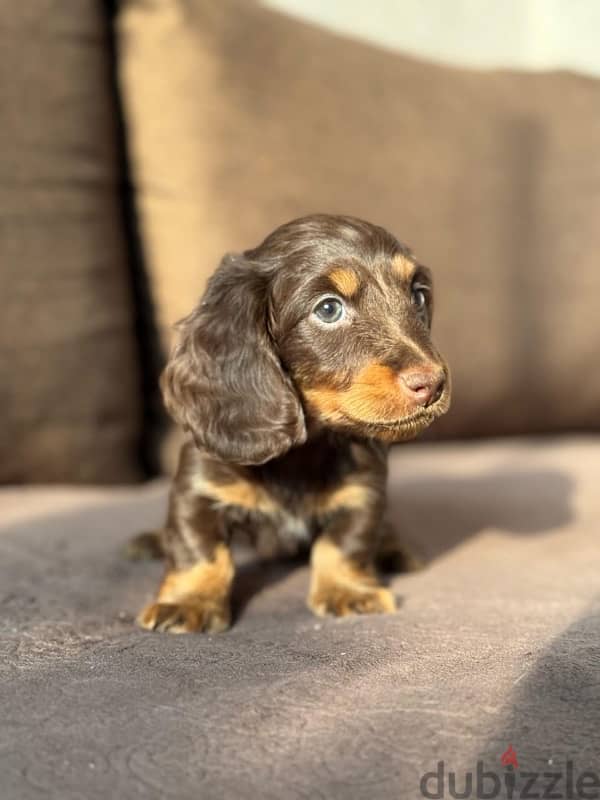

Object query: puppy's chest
[192,464,344,557]
[246,505,318,558]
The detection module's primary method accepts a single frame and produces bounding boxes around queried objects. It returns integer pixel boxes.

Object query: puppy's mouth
[303,374,451,441]
[344,390,451,441]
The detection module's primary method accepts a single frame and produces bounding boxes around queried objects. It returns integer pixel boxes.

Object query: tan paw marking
[308,537,397,618]
[136,544,234,634]
[308,584,396,617]
[137,600,230,634]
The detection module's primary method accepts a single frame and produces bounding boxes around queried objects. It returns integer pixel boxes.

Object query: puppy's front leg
[137,496,234,634]
[308,504,396,618]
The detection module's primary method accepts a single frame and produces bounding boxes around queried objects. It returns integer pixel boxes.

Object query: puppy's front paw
[136,600,231,634]
[308,583,396,618]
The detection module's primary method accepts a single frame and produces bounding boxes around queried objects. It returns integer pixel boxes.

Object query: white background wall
[263,0,600,76]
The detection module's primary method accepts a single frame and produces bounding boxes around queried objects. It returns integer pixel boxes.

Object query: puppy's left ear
[161,254,307,465]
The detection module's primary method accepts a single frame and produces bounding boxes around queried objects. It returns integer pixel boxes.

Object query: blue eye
[313,297,345,324]
[411,285,429,312]
[412,289,426,308]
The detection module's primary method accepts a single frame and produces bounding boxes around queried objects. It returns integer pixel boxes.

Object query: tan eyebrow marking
[328,267,360,297]
[392,254,417,281]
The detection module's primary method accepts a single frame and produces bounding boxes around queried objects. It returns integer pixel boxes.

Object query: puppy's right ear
[160,254,306,465]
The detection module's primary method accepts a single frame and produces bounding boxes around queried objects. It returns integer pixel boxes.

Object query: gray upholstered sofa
[2,3,599,798]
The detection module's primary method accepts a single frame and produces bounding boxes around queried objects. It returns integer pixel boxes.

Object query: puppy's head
[162,214,450,465]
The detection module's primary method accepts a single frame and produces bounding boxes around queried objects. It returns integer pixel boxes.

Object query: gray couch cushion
[0,1,142,483]
[1,436,599,798]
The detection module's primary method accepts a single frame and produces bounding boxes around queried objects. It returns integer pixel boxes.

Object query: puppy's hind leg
[124,530,164,561]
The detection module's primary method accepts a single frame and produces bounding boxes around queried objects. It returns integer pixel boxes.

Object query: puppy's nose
[399,369,445,407]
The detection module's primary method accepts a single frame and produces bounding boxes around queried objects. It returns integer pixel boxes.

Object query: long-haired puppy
[137,214,450,633]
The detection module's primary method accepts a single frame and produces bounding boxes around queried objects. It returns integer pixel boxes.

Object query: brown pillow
[118,0,600,444]
[0,2,142,483]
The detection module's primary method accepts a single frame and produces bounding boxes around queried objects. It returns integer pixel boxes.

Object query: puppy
[137,214,450,633]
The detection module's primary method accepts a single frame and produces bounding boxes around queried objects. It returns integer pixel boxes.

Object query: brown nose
[399,369,445,407]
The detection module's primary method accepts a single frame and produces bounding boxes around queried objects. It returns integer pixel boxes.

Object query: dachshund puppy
[137,214,450,633]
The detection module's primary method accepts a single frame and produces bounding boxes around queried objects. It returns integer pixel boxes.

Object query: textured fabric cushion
[118,0,600,443]
[1,436,599,797]
[0,1,142,482]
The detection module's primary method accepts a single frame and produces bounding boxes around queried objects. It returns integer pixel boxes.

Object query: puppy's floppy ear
[161,254,306,465]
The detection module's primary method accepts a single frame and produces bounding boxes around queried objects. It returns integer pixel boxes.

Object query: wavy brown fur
[138,214,450,633]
